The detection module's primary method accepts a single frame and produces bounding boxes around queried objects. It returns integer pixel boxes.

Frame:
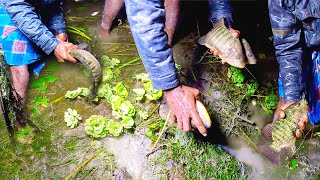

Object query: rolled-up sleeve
[208,0,233,27]
[269,0,303,103]
[124,0,179,90]
[5,0,59,55]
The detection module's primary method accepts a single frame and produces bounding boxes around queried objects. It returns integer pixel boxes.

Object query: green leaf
[33,96,49,107]
[144,81,163,100]
[133,88,145,101]
[102,68,114,82]
[119,101,136,117]
[114,82,128,99]
[138,110,148,120]
[64,108,82,128]
[101,55,121,68]
[107,121,124,137]
[121,116,135,129]
[84,115,109,138]
[31,75,58,91]
[134,73,150,82]
[264,93,278,110]
[289,159,298,170]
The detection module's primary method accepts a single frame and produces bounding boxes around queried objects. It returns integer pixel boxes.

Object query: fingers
[182,115,191,132]
[295,129,302,138]
[190,109,207,136]
[229,28,240,38]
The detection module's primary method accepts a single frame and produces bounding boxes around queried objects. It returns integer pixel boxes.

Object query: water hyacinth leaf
[134,73,150,82]
[121,116,135,129]
[133,88,145,101]
[107,121,124,137]
[119,101,136,117]
[138,110,148,120]
[144,81,163,100]
[101,55,120,68]
[65,87,90,99]
[84,115,109,138]
[111,95,125,111]
[64,108,82,128]
[114,82,128,99]
[102,68,114,82]
[97,83,113,99]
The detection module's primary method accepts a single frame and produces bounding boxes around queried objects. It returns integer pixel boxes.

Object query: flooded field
[0,0,320,179]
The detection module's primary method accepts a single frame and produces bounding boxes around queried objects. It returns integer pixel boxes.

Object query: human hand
[54,41,77,63]
[55,32,68,42]
[209,28,240,57]
[164,85,207,136]
[273,99,309,138]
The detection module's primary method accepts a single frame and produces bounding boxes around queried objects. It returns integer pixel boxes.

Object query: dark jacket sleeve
[124,0,179,90]
[208,0,233,27]
[269,0,303,103]
[44,0,66,36]
[4,0,59,55]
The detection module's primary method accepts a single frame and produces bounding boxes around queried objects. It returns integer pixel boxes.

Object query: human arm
[124,0,207,135]
[4,0,76,62]
[269,0,303,103]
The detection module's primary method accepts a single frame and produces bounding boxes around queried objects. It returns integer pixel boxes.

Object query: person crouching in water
[0,0,77,125]
[267,0,320,137]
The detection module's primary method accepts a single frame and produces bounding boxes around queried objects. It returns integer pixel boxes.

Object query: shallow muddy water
[1,0,320,179]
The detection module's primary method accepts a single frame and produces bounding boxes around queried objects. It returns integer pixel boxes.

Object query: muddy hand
[54,41,77,63]
[55,33,68,42]
[273,100,309,138]
[210,28,240,57]
[164,85,207,136]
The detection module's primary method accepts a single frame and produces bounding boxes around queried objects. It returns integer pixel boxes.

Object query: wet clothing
[0,0,65,58]
[0,7,42,66]
[270,0,320,125]
[124,0,233,90]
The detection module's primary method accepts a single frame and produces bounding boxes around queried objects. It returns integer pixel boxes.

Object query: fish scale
[198,18,246,68]
[69,49,102,96]
[260,100,308,164]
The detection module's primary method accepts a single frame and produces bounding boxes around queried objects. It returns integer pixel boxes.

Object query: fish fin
[258,144,281,166]
[76,43,88,50]
[198,35,207,46]
[261,123,274,141]
[212,18,225,29]
[241,38,257,64]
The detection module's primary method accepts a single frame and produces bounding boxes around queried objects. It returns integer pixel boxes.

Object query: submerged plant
[84,115,109,138]
[64,108,82,128]
[31,75,58,91]
[65,87,90,99]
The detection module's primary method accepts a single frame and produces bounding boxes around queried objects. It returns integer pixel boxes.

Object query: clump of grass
[151,130,244,179]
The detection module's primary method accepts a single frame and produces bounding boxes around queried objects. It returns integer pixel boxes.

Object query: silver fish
[242,38,257,65]
[69,49,102,96]
[198,18,246,68]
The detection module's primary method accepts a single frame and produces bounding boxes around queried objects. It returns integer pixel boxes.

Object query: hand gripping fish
[69,44,102,97]
[259,100,308,165]
[198,18,257,68]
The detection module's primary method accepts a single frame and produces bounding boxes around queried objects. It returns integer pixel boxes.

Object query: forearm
[269,1,303,103]
[124,0,179,90]
[208,0,233,27]
[5,0,59,54]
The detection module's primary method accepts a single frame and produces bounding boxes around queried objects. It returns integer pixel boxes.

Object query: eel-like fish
[69,48,102,96]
